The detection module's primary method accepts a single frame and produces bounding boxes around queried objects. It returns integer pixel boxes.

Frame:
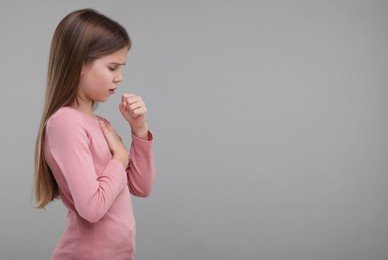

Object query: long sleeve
[126,131,156,197]
[46,107,147,260]
[45,114,127,223]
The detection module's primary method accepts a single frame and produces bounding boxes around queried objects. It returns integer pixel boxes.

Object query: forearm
[126,131,156,197]
[131,122,149,141]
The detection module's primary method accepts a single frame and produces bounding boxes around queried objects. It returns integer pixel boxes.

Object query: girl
[34,9,155,260]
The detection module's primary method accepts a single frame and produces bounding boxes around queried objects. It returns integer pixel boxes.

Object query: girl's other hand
[99,119,129,168]
[119,93,149,140]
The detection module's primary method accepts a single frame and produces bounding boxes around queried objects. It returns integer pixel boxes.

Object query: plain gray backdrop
[1,0,388,259]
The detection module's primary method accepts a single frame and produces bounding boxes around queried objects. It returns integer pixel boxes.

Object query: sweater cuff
[132,130,154,143]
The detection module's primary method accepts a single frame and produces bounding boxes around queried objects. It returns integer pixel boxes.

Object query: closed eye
[108,66,118,71]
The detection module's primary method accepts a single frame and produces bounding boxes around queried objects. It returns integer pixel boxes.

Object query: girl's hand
[99,119,129,168]
[119,93,149,140]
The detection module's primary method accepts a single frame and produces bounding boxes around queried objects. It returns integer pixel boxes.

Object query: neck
[70,97,94,116]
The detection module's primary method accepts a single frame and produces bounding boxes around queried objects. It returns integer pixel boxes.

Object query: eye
[108,66,118,71]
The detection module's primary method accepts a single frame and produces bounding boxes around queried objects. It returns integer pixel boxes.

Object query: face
[78,47,128,103]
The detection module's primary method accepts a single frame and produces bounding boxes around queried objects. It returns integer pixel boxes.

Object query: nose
[114,72,123,83]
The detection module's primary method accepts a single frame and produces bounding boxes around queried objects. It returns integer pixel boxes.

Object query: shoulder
[47,107,85,129]
[46,107,101,136]
[45,107,99,146]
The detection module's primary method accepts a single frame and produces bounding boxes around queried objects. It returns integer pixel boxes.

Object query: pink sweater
[44,107,155,260]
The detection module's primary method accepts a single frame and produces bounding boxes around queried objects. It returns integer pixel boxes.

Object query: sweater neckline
[62,106,101,124]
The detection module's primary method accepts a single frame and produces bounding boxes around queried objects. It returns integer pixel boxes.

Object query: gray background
[1,1,388,259]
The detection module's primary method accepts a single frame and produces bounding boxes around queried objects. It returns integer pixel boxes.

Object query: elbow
[80,214,102,224]
[133,186,153,198]
[136,189,152,198]
[76,206,105,223]
[128,166,156,198]
[130,184,153,198]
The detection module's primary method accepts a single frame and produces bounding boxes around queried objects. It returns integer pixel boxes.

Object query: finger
[126,101,144,116]
[126,96,143,107]
[99,119,108,131]
[99,119,106,130]
[103,119,115,132]
[122,93,135,103]
[131,106,147,117]
[99,120,123,143]
[126,100,144,113]
[99,120,111,139]
[107,123,121,139]
[128,101,145,112]
[100,120,118,141]
[99,120,111,135]
[119,102,126,114]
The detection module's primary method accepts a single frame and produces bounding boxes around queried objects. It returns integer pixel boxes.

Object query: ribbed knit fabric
[44,107,155,260]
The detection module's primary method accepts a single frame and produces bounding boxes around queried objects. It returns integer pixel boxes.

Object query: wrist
[113,152,129,168]
[131,124,149,140]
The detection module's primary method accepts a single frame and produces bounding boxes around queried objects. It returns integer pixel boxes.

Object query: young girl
[34,9,155,259]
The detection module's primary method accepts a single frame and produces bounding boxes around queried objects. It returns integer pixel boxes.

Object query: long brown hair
[34,9,131,208]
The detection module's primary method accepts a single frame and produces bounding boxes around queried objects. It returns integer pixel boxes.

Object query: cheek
[94,69,113,85]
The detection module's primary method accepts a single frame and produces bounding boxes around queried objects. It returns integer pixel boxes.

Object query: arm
[126,131,156,197]
[119,93,156,197]
[46,115,127,223]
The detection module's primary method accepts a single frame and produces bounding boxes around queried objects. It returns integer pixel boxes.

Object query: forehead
[99,47,128,63]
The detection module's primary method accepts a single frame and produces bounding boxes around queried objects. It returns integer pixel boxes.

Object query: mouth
[109,88,117,94]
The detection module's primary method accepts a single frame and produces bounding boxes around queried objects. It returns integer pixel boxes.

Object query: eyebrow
[109,62,126,66]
